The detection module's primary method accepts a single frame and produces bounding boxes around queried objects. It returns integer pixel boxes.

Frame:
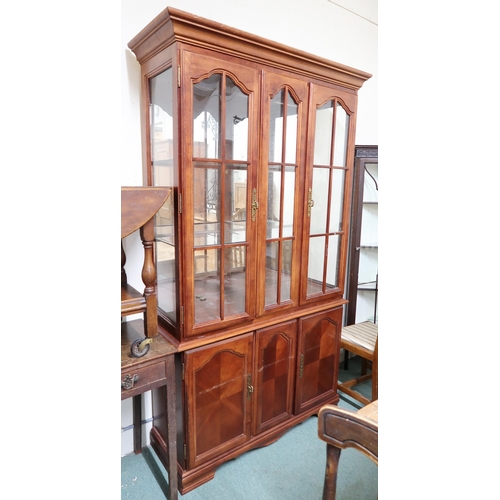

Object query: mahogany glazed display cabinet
[127,7,371,493]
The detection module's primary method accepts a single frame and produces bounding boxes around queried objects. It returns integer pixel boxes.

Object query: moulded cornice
[128,7,372,91]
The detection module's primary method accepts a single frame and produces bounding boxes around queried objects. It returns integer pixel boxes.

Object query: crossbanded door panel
[253,320,297,435]
[184,333,253,469]
[294,308,342,414]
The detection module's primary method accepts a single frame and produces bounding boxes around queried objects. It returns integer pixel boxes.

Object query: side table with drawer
[121,319,178,499]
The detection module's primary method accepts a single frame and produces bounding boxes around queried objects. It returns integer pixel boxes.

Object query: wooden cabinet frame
[128,7,371,494]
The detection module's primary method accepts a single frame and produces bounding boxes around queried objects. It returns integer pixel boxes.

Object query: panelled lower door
[294,307,342,414]
[184,333,254,469]
[253,320,297,435]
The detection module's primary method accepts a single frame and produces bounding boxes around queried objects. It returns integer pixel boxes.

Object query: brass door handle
[307,188,314,217]
[247,374,254,400]
[299,354,304,378]
[251,188,258,221]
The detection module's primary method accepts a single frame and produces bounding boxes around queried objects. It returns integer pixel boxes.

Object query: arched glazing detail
[191,73,250,325]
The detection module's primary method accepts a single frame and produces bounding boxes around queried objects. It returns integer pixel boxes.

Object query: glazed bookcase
[128,7,371,493]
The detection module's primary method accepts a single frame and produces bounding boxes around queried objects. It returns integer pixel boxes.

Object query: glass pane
[224,164,247,243]
[194,165,220,246]
[285,94,298,164]
[358,246,377,285]
[194,248,221,324]
[269,90,284,162]
[280,239,292,302]
[307,236,325,296]
[363,162,378,203]
[325,234,341,290]
[329,168,345,232]
[156,203,175,244]
[150,68,174,186]
[265,241,279,307]
[267,165,281,239]
[156,239,176,323]
[226,77,248,161]
[283,167,295,237]
[224,246,246,317]
[309,167,329,235]
[360,204,378,247]
[333,103,349,166]
[313,101,333,165]
[193,74,221,159]
[150,68,177,323]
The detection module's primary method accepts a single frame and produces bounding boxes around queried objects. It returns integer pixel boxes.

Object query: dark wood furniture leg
[164,354,178,500]
[323,444,342,500]
[133,395,142,454]
[343,349,349,370]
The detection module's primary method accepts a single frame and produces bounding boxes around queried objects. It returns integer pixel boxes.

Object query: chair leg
[322,444,342,500]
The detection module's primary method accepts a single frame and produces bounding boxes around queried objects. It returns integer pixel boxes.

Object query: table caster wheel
[131,338,151,358]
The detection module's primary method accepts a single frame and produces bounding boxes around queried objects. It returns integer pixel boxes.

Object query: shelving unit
[346,145,378,326]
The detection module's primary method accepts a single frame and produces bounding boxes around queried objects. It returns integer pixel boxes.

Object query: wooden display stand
[127,8,371,494]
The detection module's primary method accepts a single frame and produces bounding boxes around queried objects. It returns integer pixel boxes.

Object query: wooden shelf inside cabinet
[121,186,171,357]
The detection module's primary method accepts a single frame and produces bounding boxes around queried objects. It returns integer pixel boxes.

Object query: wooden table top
[121,319,177,368]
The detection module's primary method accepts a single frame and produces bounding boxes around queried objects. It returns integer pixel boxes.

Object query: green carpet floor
[121,356,377,499]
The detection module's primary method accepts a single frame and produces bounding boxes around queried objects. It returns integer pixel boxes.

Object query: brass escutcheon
[307,188,314,217]
[251,188,258,221]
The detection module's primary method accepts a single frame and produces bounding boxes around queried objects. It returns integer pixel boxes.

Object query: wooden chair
[338,321,378,405]
[318,401,378,499]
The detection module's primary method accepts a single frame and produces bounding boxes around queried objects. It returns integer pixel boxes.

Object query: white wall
[121,0,378,185]
[121,0,378,456]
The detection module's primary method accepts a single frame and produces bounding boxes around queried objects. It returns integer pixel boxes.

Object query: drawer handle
[122,373,139,390]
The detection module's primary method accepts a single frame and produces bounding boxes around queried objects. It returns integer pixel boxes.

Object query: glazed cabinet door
[294,307,342,414]
[183,333,254,469]
[256,72,308,315]
[252,320,297,435]
[180,50,261,338]
[301,84,358,305]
